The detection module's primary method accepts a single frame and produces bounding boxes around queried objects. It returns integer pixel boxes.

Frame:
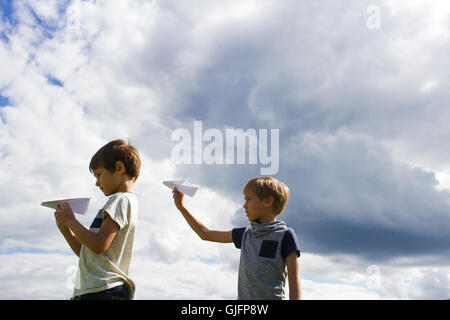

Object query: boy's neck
[116,179,134,194]
[254,214,277,224]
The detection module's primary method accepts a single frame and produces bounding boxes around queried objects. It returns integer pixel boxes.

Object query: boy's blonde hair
[243,176,290,216]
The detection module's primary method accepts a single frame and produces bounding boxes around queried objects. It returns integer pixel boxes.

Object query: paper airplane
[163,180,198,197]
[41,198,91,215]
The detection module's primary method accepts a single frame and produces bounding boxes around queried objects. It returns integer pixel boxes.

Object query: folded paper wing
[41,198,91,215]
[163,180,198,197]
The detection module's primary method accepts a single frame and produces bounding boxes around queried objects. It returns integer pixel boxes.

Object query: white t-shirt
[73,192,138,298]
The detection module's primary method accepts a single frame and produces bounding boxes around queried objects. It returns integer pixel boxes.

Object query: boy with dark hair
[55,139,141,300]
[172,176,301,300]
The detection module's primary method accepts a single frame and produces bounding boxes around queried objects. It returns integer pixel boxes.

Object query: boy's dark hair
[89,139,141,181]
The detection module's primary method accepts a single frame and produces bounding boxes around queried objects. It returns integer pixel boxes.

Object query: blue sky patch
[0,1,73,43]
[0,246,71,255]
[28,1,73,39]
[0,0,16,43]
[0,0,17,26]
[0,94,11,107]
[46,75,64,87]
[197,256,219,265]
[28,7,57,40]
[0,31,10,43]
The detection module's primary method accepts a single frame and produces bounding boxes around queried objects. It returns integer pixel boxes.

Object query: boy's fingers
[57,202,69,210]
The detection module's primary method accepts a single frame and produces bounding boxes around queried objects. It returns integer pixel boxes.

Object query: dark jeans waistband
[72,284,131,300]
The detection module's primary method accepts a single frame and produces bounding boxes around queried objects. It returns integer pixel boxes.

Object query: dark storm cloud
[149,1,450,261]
[278,132,450,260]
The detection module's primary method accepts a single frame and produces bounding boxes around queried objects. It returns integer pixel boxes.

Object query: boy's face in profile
[92,164,124,196]
[243,189,275,223]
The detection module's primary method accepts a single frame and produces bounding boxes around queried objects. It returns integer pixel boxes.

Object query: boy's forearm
[58,226,81,256]
[286,252,302,300]
[177,206,209,240]
[289,280,301,300]
[65,218,103,254]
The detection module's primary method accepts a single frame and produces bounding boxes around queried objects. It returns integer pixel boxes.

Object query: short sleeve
[101,193,130,230]
[232,227,247,249]
[281,229,300,260]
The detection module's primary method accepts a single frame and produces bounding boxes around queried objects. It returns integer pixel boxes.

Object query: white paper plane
[41,198,91,215]
[163,180,198,197]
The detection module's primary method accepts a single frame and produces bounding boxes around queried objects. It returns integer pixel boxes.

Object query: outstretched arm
[173,188,233,243]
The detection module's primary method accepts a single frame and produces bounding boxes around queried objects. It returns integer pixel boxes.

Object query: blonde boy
[173,176,301,300]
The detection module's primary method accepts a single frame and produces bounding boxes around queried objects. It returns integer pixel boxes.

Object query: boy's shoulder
[283,224,297,233]
[233,221,298,247]
[102,192,138,229]
[105,192,137,203]
[102,192,138,214]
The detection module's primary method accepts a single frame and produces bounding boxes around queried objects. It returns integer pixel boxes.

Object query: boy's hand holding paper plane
[163,180,198,197]
[41,198,91,215]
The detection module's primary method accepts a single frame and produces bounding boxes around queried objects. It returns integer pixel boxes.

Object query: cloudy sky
[1,0,450,300]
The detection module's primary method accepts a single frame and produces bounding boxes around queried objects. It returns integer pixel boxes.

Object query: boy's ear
[115,161,126,174]
[263,195,275,208]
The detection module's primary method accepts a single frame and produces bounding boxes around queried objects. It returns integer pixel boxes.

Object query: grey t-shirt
[232,220,300,300]
[73,192,138,298]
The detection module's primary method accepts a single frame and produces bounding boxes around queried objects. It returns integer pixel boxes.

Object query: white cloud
[131,255,238,300]
[302,280,380,300]
[0,253,77,299]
